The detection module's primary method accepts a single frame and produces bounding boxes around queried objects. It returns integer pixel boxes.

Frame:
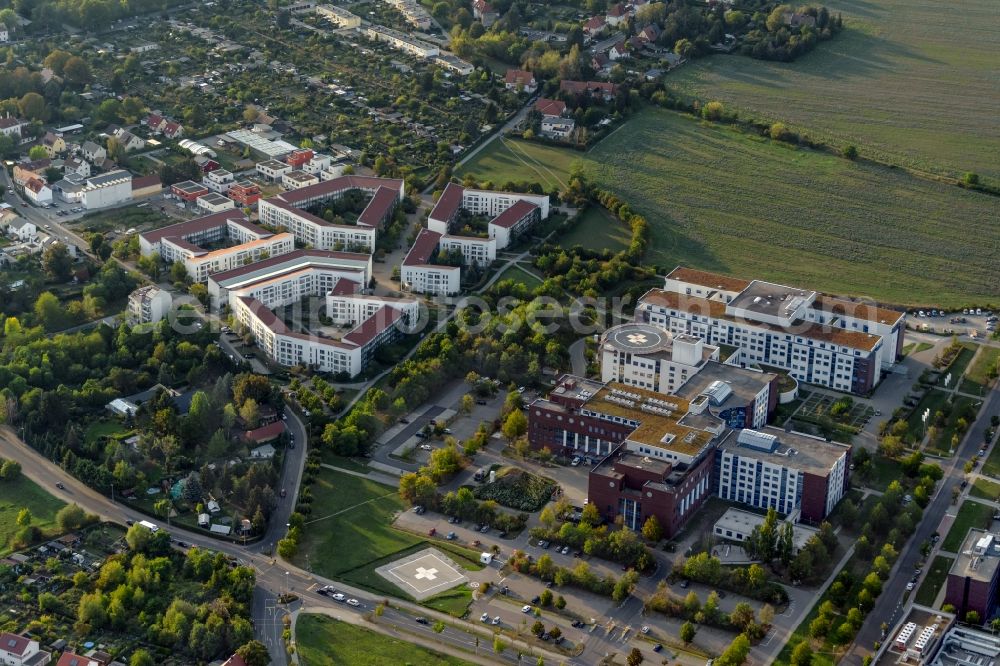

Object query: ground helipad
[375,547,469,600]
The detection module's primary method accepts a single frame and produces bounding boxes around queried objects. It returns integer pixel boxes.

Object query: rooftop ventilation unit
[737,429,779,453]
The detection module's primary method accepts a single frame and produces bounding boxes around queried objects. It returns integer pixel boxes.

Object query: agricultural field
[296,615,475,666]
[668,0,1000,186]
[459,111,999,307]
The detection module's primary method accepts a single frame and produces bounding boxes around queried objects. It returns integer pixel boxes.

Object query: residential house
[638,23,660,43]
[472,0,498,26]
[608,40,630,60]
[112,128,145,152]
[504,69,537,93]
[81,141,106,164]
[0,632,52,665]
[40,132,66,157]
[162,122,184,139]
[12,159,51,187]
[0,116,27,140]
[606,3,628,26]
[4,218,36,241]
[55,652,99,666]
[24,179,53,206]
[246,421,285,445]
[583,15,607,37]
[146,113,166,132]
[560,80,619,101]
[534,98,566,118]
[591,53,611,72]
[193,155,220,173]
[228,181,261,207]
[783,11,817,27]
[541,117,575,140]
[0,28,9,43]
[63,157,91,178]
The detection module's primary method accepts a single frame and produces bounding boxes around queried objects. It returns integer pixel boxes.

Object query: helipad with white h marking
[375,547,468,600]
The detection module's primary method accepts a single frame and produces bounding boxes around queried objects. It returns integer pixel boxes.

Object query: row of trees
[508,549,639,601]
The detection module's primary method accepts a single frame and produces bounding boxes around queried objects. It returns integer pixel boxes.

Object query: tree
[790,641,813,666]
[0,459,21,480]
[18,93,46,121]
[240,398,260,428]
[235,640,270,666]
[680,620,696,644]
[967,610,981,625]
[702,101,724,121]
[729,602,755,630]
[130,649,155,666]
[716,633,751,666]
[63,57,92,87]
[842,145,858,160]
[626,647,643,666]
[28,145,48,160]
[493,635,505,654]
[43,244,73,282]
[502,408,527,442]
[56,504,87,531]
[641,514,663,542]
[16,507,31,526]
[962,172,980,186]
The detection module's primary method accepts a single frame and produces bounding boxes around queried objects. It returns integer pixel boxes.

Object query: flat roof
[197,192,232,205]
[490,199,538,229]
[814,295,905,325]
[639,289,882,352]
[717,426,849,475]
[283,170,317,183]
[602,322,705,356]
[186,233,293,265]
[666,266,752,293]
[675,362,775,410]
[729,280,816,318]
[714,508,816,551]
[258,159,291,171]
[951,529,1000,584]
[172,180,209,194]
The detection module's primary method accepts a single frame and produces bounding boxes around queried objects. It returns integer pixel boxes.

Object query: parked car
[346,598,360,607]
[332,593,346,602]
[521,605,532,613]
[492,616,501,625]
[446,531,456,540]
[480,612,489,623]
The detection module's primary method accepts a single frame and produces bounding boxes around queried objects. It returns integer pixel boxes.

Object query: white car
[346,598,360,607]
[331,593,346,602]
[420,444,432,451]
[521,605,532,613]
[492,616,501,625]
[906,582,915,591]
[480,612,489,623]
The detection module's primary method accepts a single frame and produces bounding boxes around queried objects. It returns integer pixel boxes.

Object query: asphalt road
[845,384,1000,664]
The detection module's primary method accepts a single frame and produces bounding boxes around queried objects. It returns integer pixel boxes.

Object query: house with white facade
[401,228,459,296]
[23,178,53,206]
[128,285,173,324]
[0,632,51,666]
[427,183,549,251]
[204,168,235,193]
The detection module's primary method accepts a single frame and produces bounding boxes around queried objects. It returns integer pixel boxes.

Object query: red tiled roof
[57,652,96,666]
[329,277,361,296]
[490,200,538,229]
[0,633,31,656]
[270,175,403,206]
[25,178,48,193]
[814,295,905,325]
[429,182,464,223]
[403,228,444,267]
[343,304,402,346]
[357,185,398,228]
[245,420,285,442]
[504,69,535,86]
[560,80,618,96]
[535,98,566,117]
[0,117,24,129]
[140,210,247,244]
[222,655,249,666]
[607,3,626,16]
[210,249,369,283]
[163,121,182,136]
[584,15,606,30]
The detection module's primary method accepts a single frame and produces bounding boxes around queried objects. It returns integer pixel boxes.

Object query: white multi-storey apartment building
[207,249,373,310]
[439,234,496,266]
[327,292,420,328]
[715,428,849,523]
[128,285,172,324]
[203,168,235,193]
[139,212,295,282]
[400,228,460,296]
[257,175,404,253]
[636,267,905,395]
[428,183,549,252]
[600,322,719,394]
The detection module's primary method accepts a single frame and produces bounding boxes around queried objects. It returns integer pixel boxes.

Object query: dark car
[400,418,410,423]
[653,644,663,653]
[476,399,488,405]
[55,482,65,490]
[415,616,429,625]
[531,596,540,604]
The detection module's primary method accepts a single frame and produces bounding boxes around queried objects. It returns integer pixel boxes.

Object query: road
[0,424,572,665]
[845,383,1000,664]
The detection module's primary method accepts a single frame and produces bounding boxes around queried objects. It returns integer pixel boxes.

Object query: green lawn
[558,206,632,253]
[939,344,978,387]
[668,0,1000,187]
[902,342,933,357]
[860,456,902,493]
[941,500,994,552]
[984,442,1000,479]
[914,555,954,607]
[459,110,998,307]
[83,419,131,447]
[495,265,543,290]
[294,469,481,616]
[962,347,1000,395]
[296,615,475,666]
[0,475,67,557]
[970,477,1000,502]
